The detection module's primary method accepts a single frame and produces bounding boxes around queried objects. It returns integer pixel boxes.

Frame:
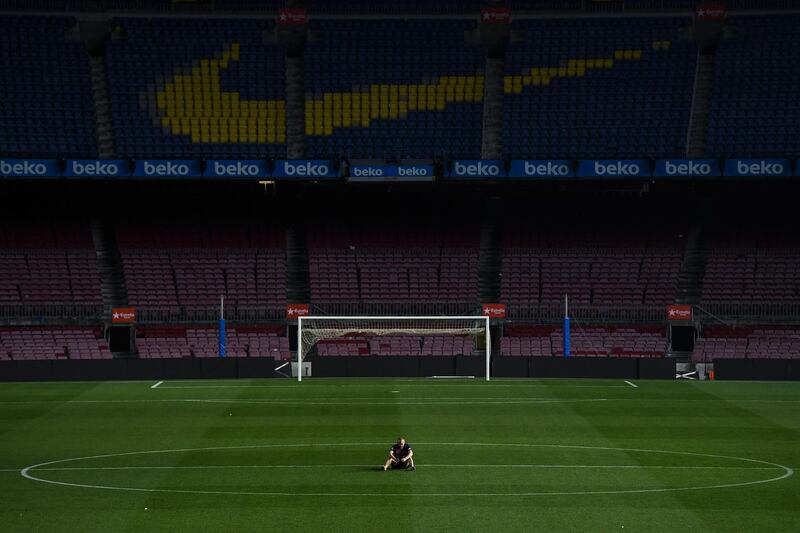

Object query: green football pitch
[1,378,798,532]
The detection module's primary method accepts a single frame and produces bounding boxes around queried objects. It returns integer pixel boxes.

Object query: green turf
[0,378,798,532]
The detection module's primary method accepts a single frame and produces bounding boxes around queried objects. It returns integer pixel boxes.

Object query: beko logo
[663,161,713,176]
[282,161,330,176]
[454,161,501,176]
[737,161,786,175]
[0,160,48,175]
[594,161,644,176]
[142,161,191,176]
[523,161,570,176]
[353,167,383,177]
[213,161,261,176]
[70,161,121,176]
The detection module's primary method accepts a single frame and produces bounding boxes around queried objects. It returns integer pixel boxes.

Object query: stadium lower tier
[692,326,800,362]
[501,325,666,357]
[2,325,799,372]
[0,327,110,360]
[136,325,290,360]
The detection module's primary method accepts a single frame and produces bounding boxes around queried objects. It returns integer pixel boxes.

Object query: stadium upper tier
[304,19,484,159]
[0,1,583,14]
[106,18,286,158]
[0,16,96,158]
[707,15,800,158]
[2,1,794,13]
[2,14,800,160]
[503,17,696,159]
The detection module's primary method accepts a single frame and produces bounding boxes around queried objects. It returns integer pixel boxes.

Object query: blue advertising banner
[64,159,130,178]
[446,160,506,178]
[653,159,720,178]
[0,158,60,177]
[348,163,434,182]
[204,159,269,179]
[508,159,574,178]
[724,158,792,177]
[133,159,202,178]
[272,160,340,179]
[576,159,650,178]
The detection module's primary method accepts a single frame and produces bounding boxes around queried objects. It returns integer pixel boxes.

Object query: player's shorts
[392,459,412,469]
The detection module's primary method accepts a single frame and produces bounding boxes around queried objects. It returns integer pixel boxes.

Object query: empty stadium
[0,1,798,531]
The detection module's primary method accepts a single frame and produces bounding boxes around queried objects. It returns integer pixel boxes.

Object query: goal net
[297,316,491,381]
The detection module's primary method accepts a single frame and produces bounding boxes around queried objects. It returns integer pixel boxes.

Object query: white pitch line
[624,380,638,388]
[19,442,794,498]
[1,397,800,405]
[182,398,609,406]
[0,398,608,406]
[154,384,630,389]
[150,381,163,389]
[25,464,781,472]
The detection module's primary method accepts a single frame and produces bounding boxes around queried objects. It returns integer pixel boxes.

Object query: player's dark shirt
[391,443,412,459]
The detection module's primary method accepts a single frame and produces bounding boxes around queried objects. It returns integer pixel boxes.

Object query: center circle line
[20,442,794,497]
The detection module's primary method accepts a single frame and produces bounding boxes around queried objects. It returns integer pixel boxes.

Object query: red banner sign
[482,304,507,318]
[277,8,308,25]
[111,307,136,324]
[666,305,693,321]
[481,7,511,24]
[695,3,726,20]
[286,304,310,318]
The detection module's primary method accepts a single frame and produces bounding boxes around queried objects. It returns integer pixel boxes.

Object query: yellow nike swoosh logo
[154,41,665,144]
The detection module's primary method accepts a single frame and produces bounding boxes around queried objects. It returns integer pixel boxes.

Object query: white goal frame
[297,316,491,382]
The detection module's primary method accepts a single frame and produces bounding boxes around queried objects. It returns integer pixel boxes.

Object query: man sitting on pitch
[383,437,415,471]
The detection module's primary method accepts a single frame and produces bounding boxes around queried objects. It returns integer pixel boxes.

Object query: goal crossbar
[297,316,491,381]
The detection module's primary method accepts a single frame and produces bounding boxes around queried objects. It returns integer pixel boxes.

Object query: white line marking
[624,380,638,388]
[155,384,629,389]
[150,381,163,389]
[1,397,800,405]
[26,464,780,472]
[20,442,793,497]
[182,398,609,406]
[0,398,611,406]
[2,397,800,406]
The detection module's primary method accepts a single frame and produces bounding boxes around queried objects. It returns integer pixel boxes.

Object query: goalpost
[297,316,491,381]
